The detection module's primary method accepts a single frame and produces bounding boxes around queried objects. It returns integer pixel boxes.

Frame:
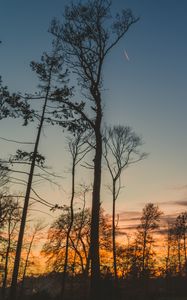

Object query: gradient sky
[1,0,187,224]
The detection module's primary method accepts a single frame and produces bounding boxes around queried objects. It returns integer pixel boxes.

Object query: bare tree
[71,185,90,278]
[103,125,146,281]
[61,132,91,299]
[50,1,138,297]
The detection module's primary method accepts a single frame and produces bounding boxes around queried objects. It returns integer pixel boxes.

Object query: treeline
[1,200,187,299]
[41,203,187,280]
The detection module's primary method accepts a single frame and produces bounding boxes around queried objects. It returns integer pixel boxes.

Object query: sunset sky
[0,0,187,229]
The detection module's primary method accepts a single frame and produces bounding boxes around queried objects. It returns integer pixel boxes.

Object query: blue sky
[1,0,187,219]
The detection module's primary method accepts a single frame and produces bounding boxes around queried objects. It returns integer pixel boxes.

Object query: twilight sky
[0,0,187,223]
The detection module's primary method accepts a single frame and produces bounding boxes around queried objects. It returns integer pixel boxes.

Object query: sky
[1,0,187,227]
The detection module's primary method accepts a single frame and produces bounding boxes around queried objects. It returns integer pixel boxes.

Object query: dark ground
[2,277,187,300]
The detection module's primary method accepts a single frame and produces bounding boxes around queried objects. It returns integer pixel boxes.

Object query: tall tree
[103,125,146,281]
[50,1,138,297]
[9,45,71,300]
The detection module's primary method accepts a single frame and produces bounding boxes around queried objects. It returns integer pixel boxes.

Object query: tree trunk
[72,197,87,276]
[90,103,102,300]
[166,240,170,276]
[142,231,147,274]
[112,181,117,282]
[2,221,11,299]
[85,249,91,278]
[184,233,187,263]
[60,162,75,299]
[178,239,181,275]
[20,232,35,299]
[9,90,49,300]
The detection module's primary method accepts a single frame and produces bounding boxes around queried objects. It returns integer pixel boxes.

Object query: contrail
[124,49,130,61]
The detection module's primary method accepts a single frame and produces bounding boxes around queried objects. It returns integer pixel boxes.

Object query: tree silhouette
[167,212,187,276]
[103,125,146,281]
[0,197,21,299]
[61,132,91,299]
[50,1,138,297]
[136,203,162,277]
[9,45,72,300]
[42,208,112,277]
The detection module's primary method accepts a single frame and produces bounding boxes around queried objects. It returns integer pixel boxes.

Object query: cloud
[117,209,185,237]
[159,198,187,207]
[159,213,181,227]
[116,212,181,239]
[118,211,141,222]
[173,200,187,206]
[168,184,187,191]
[117,225,139,233]
[155,228,170,236]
